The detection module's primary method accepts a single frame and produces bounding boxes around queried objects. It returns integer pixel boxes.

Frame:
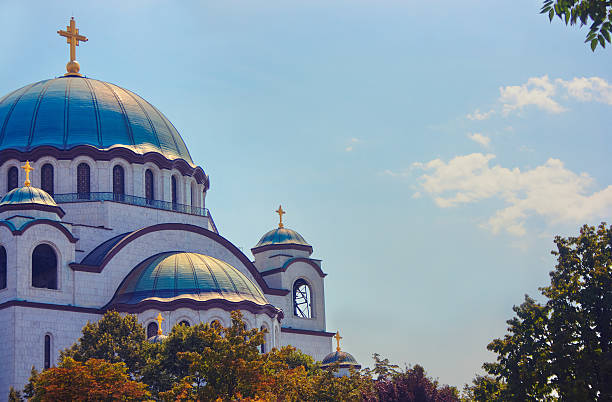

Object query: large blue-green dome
[110,252,269,306]
[0,76,193,165]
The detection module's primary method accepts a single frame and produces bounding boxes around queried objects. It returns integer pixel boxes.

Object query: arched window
[191,182,196,208]
[293,279,312,318]
[178,320,190,327]
[41,164,54,196]
[7,166,18,192]
[113,165,125,200]
[0,246,6,289]
[171,176,178,209]
[32,244,57,289]
[77,163,90,199]
[147,322,158,338]
[44,334,51,369]
[260,326,267,353]
[145,169,154,203]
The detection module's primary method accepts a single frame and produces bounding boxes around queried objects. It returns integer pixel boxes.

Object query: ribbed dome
[0,76,193,165]
[254,227,310,249]
[0,186,58,207]
[321,351,360,367]
[111,252,269,306]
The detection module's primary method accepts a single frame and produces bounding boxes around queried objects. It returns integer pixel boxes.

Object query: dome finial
[276,205,285,228]
[155,312,164,335]
[334,331,343,352]
[21,161,33,187]
[57,17,88,77]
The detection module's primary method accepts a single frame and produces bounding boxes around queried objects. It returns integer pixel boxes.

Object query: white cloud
[466,109,494,120]
[411,153,612,236]
[499,75,566,115]
[556,77,612,105]
[345,137,361,152]
[491,75,612,116]
[467,133,490,148]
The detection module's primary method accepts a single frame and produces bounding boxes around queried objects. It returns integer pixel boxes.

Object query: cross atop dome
[334,331,343,352]
[276,205,286,228]
[21,161,33,187]
[57,17,88,76]
[155,313,164,336]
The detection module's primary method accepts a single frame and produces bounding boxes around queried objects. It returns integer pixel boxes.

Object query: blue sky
[1,0,610,388]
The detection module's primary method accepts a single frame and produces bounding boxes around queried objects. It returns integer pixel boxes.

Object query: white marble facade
[0,154,333,396]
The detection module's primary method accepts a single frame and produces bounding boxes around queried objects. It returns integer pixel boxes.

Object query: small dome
[0,76,193,165]
[321,351,361,368]
[0,186,57,207]
[254,227,311,249]
[110,252,269,306]
[148,334,168,344]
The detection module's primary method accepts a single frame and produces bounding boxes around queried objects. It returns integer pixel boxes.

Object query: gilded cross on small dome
[21,161,33,187]
[57,17,88,76]
[155,313,164,335]
[334,331,343,352]
[276,205,285,229]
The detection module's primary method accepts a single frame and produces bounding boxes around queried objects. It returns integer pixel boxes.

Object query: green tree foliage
[541,0,612,50]
[7,387,23,402]
[462,375,507,402]
[482,223,612,400]
[61,310,147,377]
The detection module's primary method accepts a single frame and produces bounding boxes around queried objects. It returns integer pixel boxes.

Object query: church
[0,18,360,395]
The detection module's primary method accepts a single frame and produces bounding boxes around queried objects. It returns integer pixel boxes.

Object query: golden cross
[276,205,285,228]
[334,331,343,352]
[21,161,33,187]
[155,313,164,336]
[57,17,87,63]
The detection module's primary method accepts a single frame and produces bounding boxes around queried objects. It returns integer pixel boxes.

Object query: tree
[154,311,266,400]
[482,223,612,400]
[462,375,507,402]
[362,355,460,402]
[540,0,612,51]
[24,357,150,401]
[61,310,148,377]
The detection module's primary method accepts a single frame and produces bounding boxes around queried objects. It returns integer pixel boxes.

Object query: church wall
[14,224,76,305]
[73,229,260,307]
[0,226,19,303]
[7,306,99,398]
[266,261,326,332]
[279,331,332,362]
[0,158,202,206]
[0,307,15,398]
[253,248,311,271]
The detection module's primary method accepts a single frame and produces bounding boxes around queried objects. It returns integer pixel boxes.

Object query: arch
[0,246,6,289]
[44,334,52,369]
[293,278,312,318]
[41,163,54,196]
[113,164,125,200]
[178,320,191,327]
[147,322,158,338]
[32,244,57,289]
[145,169,154,202]
[70,223,289,296]
[7,166,18,192]
[0,146,210,189]
[171,175,178,209]
[77,162,90,199]
[260,325,269,353]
